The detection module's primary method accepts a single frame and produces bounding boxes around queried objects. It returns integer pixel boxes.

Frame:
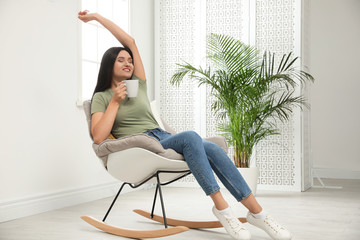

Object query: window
[78,0,129,105]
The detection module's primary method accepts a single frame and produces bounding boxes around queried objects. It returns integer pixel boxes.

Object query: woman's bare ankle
[210,191,229,210]
[241,193,262,214]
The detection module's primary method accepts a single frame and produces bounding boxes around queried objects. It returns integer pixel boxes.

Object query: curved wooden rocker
[80,166,192,238]
[81,216,189,238]
[134,209,247,229]
[81,100,237,238]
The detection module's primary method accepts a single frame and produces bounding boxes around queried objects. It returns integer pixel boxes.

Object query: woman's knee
[203,140,220,153]
[179,130,202,143]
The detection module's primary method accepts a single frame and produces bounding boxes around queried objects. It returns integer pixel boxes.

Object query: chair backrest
[83,100,93,140]
[150,100,165,130]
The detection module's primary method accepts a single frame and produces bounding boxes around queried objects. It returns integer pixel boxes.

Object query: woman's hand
[78,10,99,23]
[112,81,127,104]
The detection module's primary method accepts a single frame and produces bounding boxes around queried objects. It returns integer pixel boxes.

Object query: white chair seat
[107,148,190,186]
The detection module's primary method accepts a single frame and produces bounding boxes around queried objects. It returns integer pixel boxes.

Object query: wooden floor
[0,179,359,240]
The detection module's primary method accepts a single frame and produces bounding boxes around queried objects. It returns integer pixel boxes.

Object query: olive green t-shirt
[91,76,160,138]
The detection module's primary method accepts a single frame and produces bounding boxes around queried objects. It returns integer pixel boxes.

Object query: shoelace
[264,215,284,233]
[226,216,246,231]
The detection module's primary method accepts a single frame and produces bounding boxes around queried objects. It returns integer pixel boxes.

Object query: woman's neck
[111,77,127,91]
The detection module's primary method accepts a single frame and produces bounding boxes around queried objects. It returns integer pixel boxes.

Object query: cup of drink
[123,79,139,98]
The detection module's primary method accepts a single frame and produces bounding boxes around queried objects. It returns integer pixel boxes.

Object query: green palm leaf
[170,34,314,168]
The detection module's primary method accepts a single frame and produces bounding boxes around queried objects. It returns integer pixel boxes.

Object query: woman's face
[113,50,134,80]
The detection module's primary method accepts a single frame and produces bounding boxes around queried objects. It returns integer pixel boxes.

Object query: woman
[78,10,292,240]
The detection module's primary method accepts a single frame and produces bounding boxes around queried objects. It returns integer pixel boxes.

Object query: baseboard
[312,168,360,179]
[0,181,137,223]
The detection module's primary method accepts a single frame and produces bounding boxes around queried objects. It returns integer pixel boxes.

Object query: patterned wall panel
[159,0,197,133]
[205,0,247,164]
[158,0,302,189]
[205,0,245,137]
[206,0,245,39]
[158,0,198,184]
[254,0,297,187]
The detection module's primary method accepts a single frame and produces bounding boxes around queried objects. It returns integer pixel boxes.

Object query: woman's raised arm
[78,10,146,80]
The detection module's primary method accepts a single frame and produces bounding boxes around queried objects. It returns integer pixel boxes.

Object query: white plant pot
[238,167,259,195]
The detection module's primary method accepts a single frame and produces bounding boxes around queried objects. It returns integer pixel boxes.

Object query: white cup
[123,79,139,98]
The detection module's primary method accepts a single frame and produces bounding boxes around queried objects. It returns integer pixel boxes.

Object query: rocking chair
[81,100,246,238]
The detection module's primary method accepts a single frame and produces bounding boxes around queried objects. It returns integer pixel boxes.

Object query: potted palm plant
[170,33,314,192]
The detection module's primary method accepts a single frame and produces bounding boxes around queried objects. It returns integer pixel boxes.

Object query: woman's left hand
[78,10,99,23]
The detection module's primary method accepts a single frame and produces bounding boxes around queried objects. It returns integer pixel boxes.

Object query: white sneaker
[246,212,292,240]
[212,206,251,240]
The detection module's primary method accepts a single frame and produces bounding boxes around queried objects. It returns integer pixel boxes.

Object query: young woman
[78,10,292,240]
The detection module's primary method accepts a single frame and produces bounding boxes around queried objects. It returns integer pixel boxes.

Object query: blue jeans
[143,128,252,201]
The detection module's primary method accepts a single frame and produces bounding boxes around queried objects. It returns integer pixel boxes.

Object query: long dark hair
[92,47,133,97]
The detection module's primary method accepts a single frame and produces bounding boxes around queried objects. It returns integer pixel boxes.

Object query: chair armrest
[93,133,184,167]
[203,136,228,154]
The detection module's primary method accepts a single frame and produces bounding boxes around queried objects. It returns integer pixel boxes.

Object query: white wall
[309,0,360,178]
[130,0,155,100]
[0,0,155,222]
